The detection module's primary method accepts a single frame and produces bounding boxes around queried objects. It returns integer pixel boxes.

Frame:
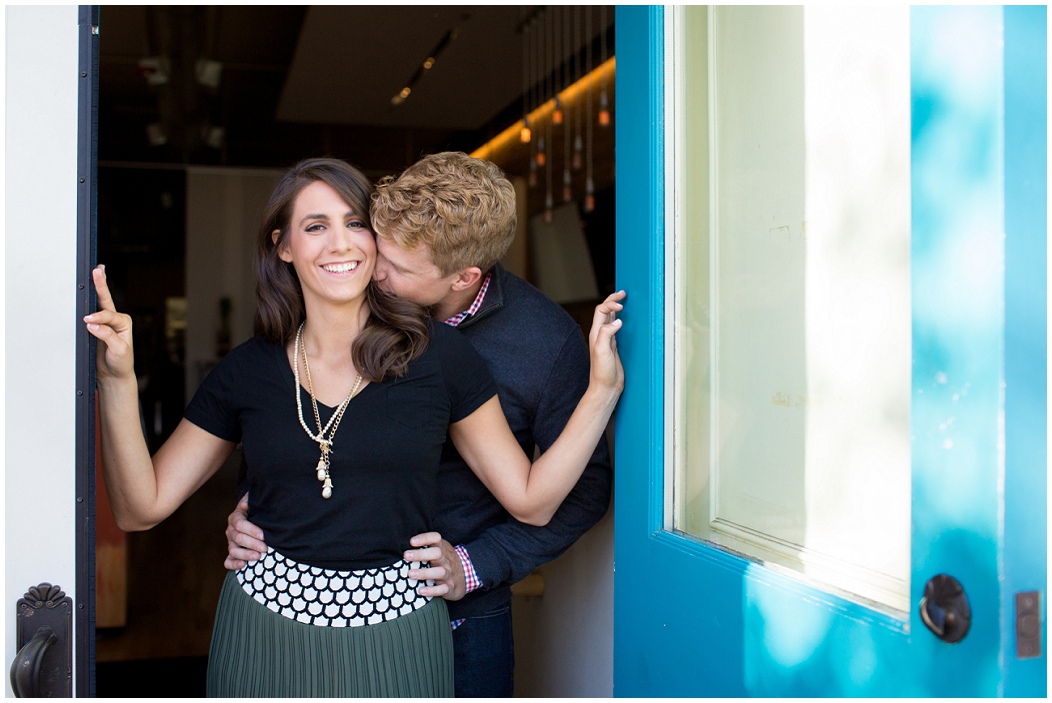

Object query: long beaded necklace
[293,322,363,499]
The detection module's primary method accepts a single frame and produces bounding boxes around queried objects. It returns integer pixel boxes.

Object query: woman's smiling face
[278,180,376,310]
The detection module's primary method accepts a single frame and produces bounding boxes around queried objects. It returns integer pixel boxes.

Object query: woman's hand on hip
[225,493,268,570]
[404,532,467,600]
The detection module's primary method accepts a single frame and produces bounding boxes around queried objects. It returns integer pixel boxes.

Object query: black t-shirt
[183,322,497,570]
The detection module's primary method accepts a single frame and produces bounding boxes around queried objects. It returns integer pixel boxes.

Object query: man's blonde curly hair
[371,152,516,276]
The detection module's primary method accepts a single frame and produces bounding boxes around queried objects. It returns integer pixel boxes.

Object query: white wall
[512,504,614,697]
[512,421,615,698]
[184,167,282,399]
[5,5,82,695]
[529,203,600,305]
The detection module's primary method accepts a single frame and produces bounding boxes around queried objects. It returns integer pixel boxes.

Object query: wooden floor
[95,451,241,665]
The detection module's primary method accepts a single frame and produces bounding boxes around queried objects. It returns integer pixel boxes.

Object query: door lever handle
[11,582,72,697]
[919,574,971,644]
[10,626,57,697]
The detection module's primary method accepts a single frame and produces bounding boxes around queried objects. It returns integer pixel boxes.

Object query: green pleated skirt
[207,571,454,697]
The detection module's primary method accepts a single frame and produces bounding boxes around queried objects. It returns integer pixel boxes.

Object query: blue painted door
[613,6,1045,696]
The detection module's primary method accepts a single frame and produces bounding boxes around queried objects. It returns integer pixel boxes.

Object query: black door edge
[75,5,100,698]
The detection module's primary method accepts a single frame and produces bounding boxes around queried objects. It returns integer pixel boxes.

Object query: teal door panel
[613,6,1046,696]
[1003,5,1047,697]
[909,6,1006,692]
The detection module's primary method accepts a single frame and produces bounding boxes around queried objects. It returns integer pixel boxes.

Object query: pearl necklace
[293,322,363,499]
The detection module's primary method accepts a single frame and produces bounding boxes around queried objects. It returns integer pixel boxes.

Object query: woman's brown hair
[253,158,430,382]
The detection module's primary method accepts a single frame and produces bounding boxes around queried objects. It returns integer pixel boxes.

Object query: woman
[84,158,624,697]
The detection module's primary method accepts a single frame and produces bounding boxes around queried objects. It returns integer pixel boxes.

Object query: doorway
[93,6,617,696]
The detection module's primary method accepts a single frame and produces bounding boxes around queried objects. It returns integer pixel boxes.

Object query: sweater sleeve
[459,328,613,588]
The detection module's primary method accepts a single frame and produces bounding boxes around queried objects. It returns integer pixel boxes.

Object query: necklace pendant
[295,326,362,502]
[315,449,329,481]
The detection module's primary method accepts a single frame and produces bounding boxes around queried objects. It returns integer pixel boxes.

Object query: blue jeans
[451,603,514,697]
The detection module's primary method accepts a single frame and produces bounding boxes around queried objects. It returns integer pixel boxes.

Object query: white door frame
[5,5,97,696]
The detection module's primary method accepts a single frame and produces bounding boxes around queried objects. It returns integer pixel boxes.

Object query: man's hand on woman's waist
[222,496,473,602]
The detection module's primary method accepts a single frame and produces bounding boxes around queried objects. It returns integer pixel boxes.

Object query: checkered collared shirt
[442,271,492,328]
[441,271,491,630]
[448,545,483,630]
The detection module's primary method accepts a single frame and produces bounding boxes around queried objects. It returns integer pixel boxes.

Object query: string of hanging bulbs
[511,6,612,222]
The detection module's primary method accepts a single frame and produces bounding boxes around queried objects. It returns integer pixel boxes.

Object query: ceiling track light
[390,28,457,106]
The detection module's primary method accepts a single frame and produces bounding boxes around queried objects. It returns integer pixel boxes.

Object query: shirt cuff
[454,544,482,594]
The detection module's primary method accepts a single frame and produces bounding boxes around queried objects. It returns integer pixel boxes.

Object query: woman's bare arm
[449,290,625,526]
[86,265,235,531]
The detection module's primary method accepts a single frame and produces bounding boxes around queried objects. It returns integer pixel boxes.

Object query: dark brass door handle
[10,626,57,697]
[12,582,72,697]
[919,574,971,644]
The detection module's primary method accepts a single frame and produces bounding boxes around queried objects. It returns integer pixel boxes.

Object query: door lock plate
[13,583,72,697]
[1016,591,1042,660]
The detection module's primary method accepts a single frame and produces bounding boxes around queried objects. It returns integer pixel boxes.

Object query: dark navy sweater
[438,263,613,620]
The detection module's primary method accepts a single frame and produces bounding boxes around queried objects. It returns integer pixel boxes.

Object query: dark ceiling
[99,5,615,179]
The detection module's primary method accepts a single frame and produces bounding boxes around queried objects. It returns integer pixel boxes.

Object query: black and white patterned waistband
[236,549,432,628]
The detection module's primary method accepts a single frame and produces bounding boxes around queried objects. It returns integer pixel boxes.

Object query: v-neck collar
[274,338,376,412]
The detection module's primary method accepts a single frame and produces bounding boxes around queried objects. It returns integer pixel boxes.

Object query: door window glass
[668,6,912,612]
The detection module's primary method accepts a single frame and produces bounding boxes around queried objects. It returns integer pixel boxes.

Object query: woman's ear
[273,229,293,263]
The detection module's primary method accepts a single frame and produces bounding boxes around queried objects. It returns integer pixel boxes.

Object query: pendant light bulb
[599,91,610,126]
[573,135,583,169]
[553,96,564,125]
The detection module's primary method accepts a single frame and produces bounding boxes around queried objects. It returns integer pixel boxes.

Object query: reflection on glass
[672,6,911,612]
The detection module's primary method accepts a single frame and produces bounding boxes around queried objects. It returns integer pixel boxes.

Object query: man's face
[373,229,459,308]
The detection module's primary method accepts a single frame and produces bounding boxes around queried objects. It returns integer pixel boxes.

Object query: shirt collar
[442,270,493,327]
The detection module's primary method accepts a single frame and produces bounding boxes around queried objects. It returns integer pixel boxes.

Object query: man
[224,152,612,697]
